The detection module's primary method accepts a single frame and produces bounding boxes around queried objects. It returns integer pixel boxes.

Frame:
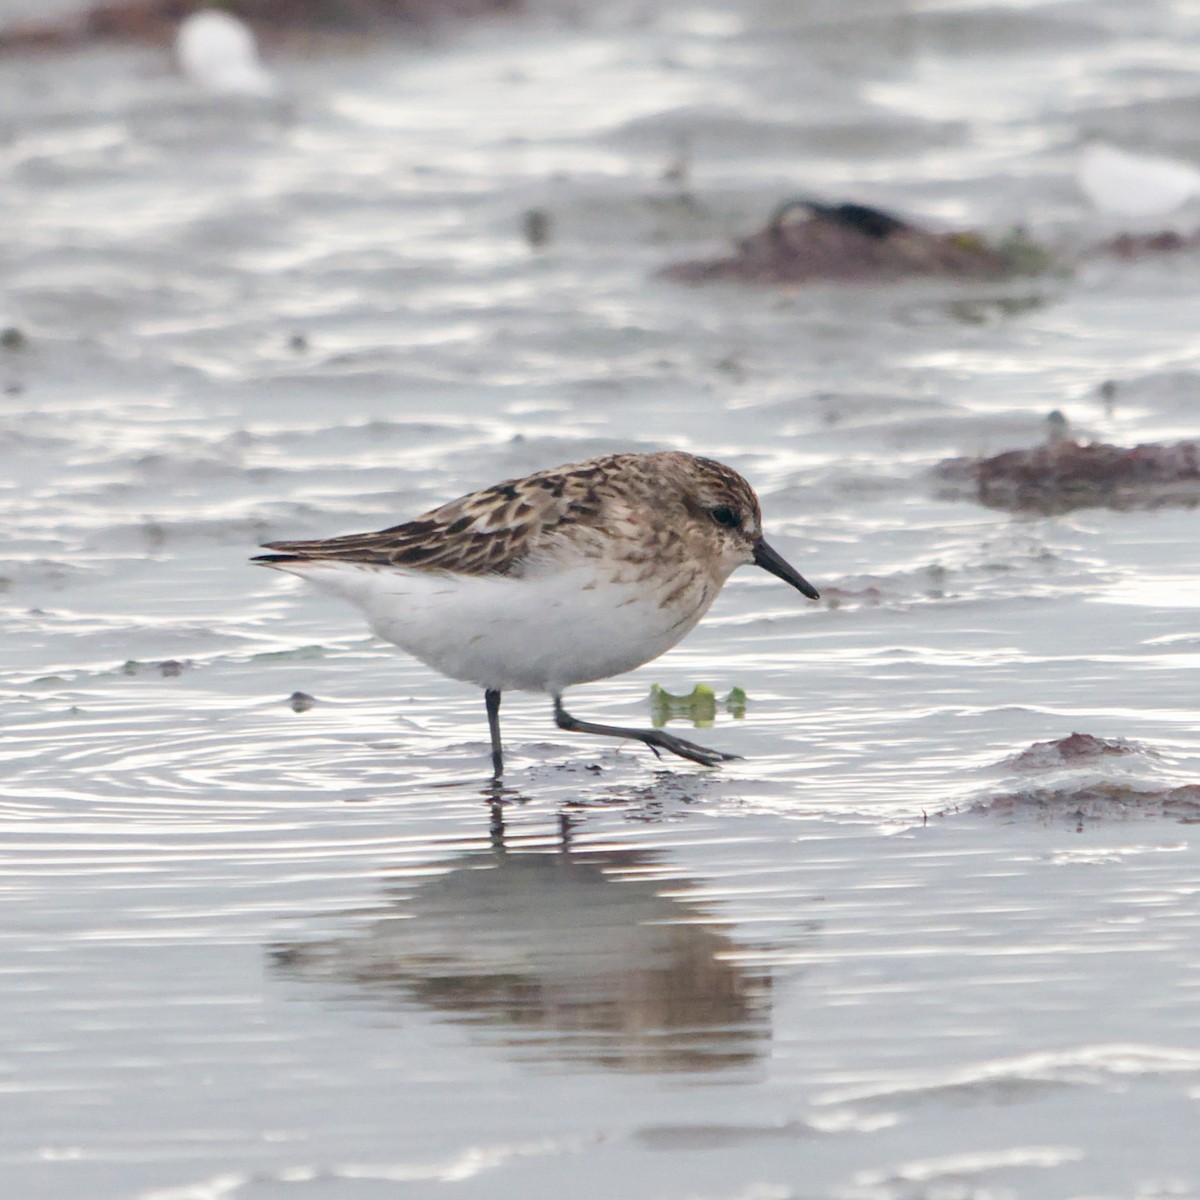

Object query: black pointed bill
[753,539,819,600]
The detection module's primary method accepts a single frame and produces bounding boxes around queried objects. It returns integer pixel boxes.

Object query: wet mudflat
[3,2,1200,1198]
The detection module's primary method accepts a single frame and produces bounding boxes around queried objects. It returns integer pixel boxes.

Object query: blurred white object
[176,9,277,97]
[1078,142,1200,219]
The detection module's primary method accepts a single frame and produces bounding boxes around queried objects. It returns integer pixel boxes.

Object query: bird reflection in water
[271,819,777,1074]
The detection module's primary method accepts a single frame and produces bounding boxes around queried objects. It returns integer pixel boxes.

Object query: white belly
[271,560,719,694]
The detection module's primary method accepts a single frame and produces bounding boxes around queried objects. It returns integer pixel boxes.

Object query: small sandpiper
[253,451,819,776]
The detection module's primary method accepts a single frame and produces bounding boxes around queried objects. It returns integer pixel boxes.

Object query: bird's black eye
[710,506,741,529]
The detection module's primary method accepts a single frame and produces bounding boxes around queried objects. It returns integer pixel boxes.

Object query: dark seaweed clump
[945,733,1200,825]
[1097,230,1200,259]
[972,782,1200,822]
[1007,732,1142,770]
[663,198,1055,286]
[935,436,1200,514]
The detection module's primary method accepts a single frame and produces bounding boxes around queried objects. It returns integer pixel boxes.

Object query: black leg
[552,695,740,768]
[485,688,504,778]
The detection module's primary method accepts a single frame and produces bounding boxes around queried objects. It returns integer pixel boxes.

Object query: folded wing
[253,466,608,577]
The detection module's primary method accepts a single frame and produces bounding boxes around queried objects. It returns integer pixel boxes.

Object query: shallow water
[3,2,1200,1198]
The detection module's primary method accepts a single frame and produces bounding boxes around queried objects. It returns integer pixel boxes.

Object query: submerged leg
[552,694,739,768]
[485,688,504,778]
[489,798,506,848]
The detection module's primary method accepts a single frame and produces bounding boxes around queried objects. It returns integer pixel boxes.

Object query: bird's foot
[642,729,741,768]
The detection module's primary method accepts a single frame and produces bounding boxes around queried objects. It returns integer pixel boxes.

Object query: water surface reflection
[272,830,779,1073]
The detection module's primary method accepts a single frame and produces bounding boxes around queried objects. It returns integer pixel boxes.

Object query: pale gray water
[3,2,1200,1198]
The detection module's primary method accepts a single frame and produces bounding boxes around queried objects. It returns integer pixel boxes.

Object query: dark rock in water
[935,436,1200,514]
[662,197,1054,285]
[158,659,188,677]
[289,690,316,712]
[0,327,27,351]
[0,0,521,50]
[1009,733,1142,771]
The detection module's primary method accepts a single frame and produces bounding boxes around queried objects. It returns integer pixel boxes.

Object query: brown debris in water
[972,782,1200,822]
[818,584,884,608]
[660,194,1200,285]
[0,0,519,50]
[936,432,1200,514]
[121,657,192,676]
[953,733,1200,824]
[1097,230,1200,259]
[663,198,1051,286]
[1008,732,1142,770]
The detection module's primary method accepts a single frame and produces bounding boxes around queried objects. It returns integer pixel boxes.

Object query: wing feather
[252,460,612,577]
